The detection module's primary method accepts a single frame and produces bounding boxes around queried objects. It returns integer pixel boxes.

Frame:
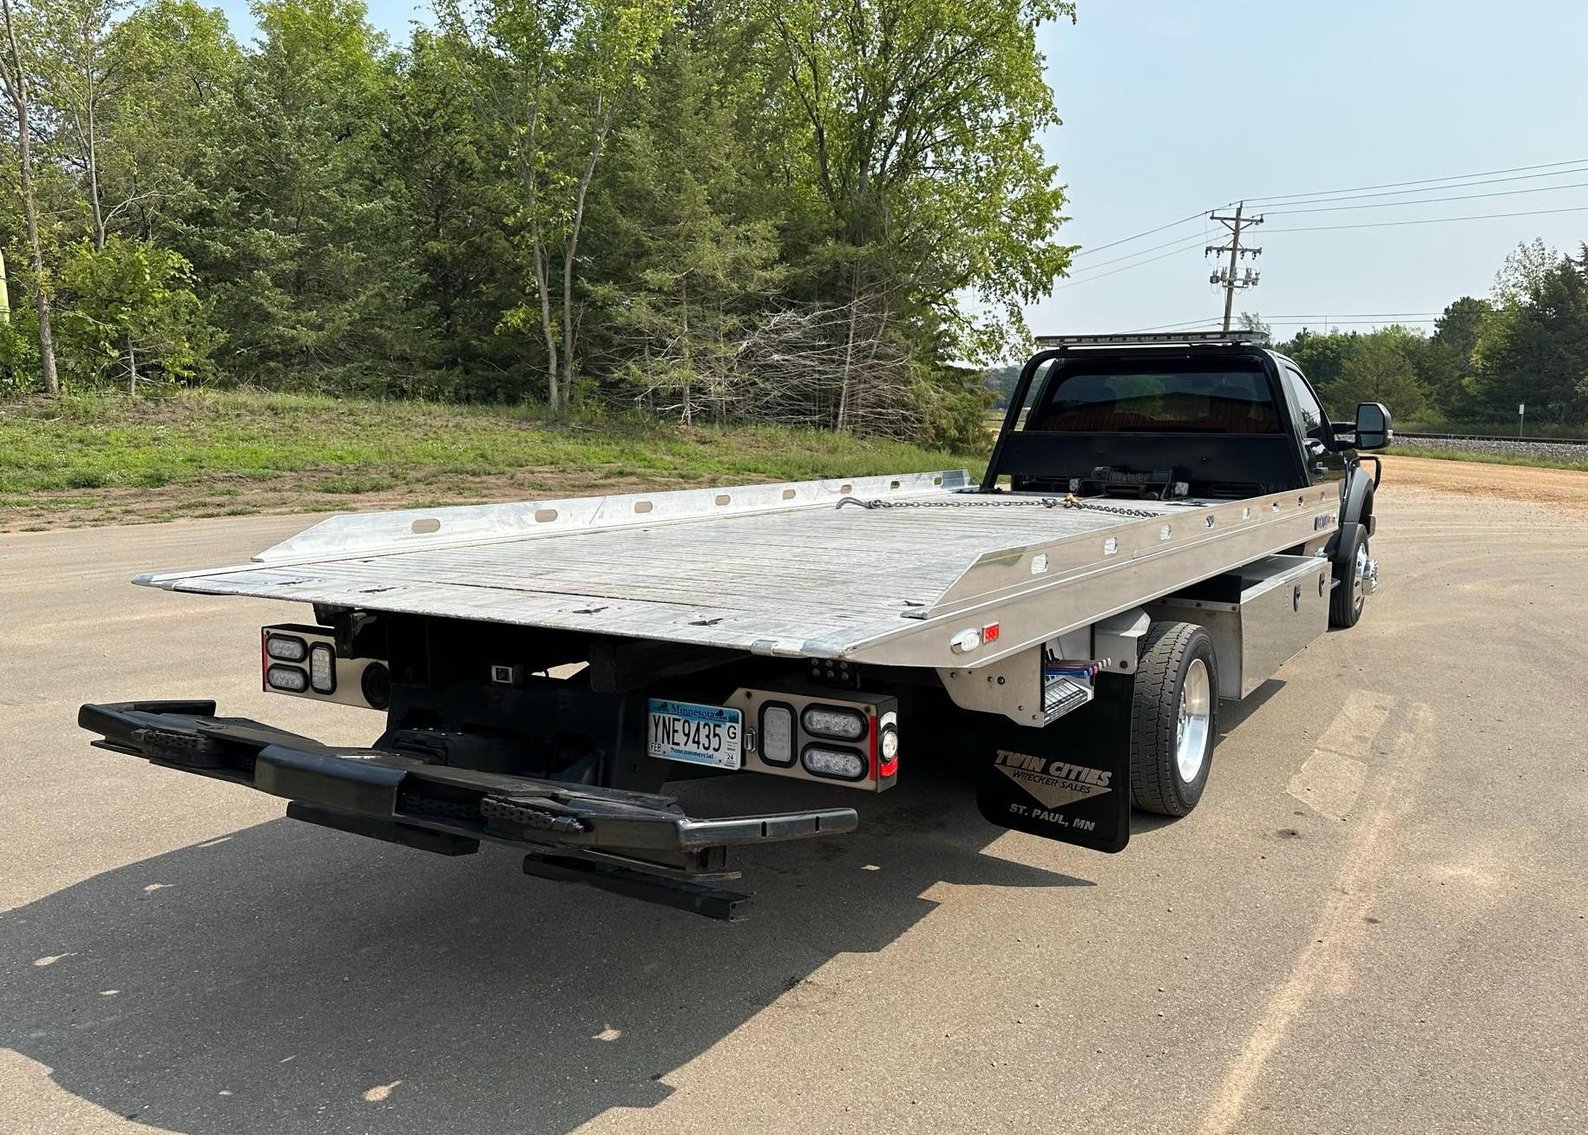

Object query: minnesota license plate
[647,699,742,770]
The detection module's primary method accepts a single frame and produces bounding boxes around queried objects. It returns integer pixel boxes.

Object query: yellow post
[0,248,9,323]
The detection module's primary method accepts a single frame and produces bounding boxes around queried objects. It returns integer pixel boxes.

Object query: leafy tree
[1279,328,1353,392]
[1432,296,1491,366]
[1399,296,1491,418]
[206,0,420,387]
[1492,238,1558,307]
[1472,246,1588,422]
[34,0,127,251]
[56,235,207,390]
[2,0,1095,433]
[0,0,60,394]
[0,294,41,391]
[982,363,1024,409]
[108,0,244,246]
[1328,327,1429,419]
[593,7,783,421]
[437,0,677,412]
[386,27,524,395]
[1236,311,1270,337]
[761,0,1076,373]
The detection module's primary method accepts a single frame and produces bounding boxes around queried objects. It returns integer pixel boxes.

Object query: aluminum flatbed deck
[136,471,1340,669]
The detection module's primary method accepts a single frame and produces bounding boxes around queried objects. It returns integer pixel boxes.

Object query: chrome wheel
[1175,658,1212,782]
[1352,539,1375,614]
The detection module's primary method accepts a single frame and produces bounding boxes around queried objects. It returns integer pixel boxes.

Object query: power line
[1245,164,1588,209]
[1125,312,1446,333]
[1067,157,1588,272]
[1266,179,1588,216]
[1058,179,1588,293]
[1266,318,1438,325]
[1065,232,1210,275]
[1070,211,1206,259]
[1243,157,1588,206]
[1124,318,1225,332]
[1057,199,1588,287]
[1052,242,1205,289]
[1266,203,1588,233]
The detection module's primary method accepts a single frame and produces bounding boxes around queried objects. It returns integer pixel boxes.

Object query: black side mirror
[1355,402,1392,450]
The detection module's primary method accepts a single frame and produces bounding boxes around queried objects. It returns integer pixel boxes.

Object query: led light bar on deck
[1033,331,1270,347]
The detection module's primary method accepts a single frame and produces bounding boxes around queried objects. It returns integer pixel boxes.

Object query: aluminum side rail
[131,471,1341,670]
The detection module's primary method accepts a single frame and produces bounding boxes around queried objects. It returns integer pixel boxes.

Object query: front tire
[1129,621,1218,817]
[1330,526,1371,629]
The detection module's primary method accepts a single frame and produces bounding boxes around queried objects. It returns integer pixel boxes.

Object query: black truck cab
[983,331,1391,626]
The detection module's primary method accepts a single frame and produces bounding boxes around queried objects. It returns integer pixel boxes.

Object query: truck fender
[1331,469,1375,558]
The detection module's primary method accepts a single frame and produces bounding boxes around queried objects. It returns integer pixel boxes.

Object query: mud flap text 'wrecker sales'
[976,743,1131,854]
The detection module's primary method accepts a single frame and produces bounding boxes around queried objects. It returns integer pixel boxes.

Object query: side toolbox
[1146,554,1331,699]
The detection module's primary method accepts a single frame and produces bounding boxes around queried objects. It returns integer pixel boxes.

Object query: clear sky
[1032,0,1588,337]
[218,0,1588,339]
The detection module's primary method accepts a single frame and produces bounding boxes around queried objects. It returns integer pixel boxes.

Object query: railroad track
[1395,432,1588,462]
[1400,432,1588,447]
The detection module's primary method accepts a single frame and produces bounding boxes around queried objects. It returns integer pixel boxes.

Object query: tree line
[984,239,1588,432]
[1277,240,1588,430]
[0,0,1075,449]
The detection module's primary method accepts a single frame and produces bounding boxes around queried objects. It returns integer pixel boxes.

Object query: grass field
[0,391,981,531]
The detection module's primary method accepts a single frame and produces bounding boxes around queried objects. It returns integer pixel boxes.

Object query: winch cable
[834,493,1163,520]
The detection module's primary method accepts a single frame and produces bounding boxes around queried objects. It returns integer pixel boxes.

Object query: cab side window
[1284,366,1328,440]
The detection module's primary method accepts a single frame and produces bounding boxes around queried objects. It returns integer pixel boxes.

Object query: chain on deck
[834,492,1162,520]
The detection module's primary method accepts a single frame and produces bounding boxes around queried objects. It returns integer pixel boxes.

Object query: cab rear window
[1029,359,1281,434]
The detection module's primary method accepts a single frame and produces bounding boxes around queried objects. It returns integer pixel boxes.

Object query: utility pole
[1206,201,1264,332]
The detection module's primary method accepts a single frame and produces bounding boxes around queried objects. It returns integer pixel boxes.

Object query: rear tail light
[308,644,336,694]
[729,689,897,791]
[801,745,867,781]
[261,623,386,711]
[759,703,795,766]
[876,711,899,779]
[801,704,867,741]
[265,634,308,662]
[266,665,308,692]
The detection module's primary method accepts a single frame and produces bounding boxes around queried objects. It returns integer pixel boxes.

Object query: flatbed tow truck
[80,332,1392,919]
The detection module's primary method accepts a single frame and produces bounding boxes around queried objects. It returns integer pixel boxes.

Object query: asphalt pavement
[1,481,1584,1134]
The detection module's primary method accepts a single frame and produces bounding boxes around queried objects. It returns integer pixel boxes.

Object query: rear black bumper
[79,700,858,919]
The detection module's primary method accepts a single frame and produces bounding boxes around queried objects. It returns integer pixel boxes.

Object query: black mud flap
[973,716,1131,854]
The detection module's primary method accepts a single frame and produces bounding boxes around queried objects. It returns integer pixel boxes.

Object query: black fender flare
[1331,468,1375,560]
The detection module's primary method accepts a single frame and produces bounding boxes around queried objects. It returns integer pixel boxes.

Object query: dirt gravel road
[1382,453,1588,510]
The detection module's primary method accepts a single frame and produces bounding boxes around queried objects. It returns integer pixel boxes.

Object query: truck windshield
[1029,358,1281,434]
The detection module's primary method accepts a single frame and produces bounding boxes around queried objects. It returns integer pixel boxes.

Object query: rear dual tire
[1129,621,1217,817]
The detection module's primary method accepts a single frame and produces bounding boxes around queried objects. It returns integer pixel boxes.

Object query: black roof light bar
[1032,330,1271,348]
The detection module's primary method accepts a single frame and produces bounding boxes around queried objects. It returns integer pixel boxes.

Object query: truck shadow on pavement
[1,764,1091,1135]
[1128,678,1285,837]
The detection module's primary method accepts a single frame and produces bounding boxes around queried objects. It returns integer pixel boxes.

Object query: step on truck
[81,331,1392,920]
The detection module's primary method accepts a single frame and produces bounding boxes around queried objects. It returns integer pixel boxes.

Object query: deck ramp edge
[250,469,972,564]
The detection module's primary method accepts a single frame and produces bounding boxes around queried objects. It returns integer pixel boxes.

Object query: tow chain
[835,492,1161,520]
